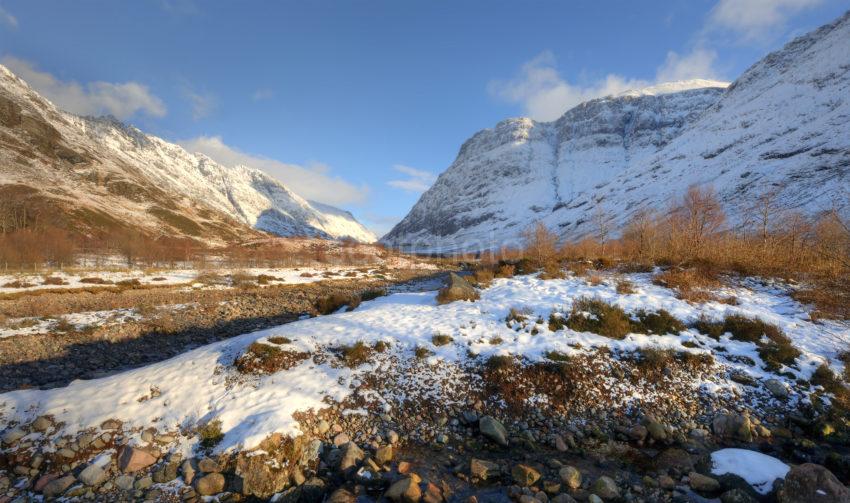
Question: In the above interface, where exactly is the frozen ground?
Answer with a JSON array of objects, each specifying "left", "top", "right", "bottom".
[
  {"left": 1, "top": 271, "right": 847, "bottom": 456},
  {"left": 0, "top": 265, "right": 399, "bottom": 295}
]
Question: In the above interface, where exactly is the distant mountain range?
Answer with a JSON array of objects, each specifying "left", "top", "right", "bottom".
[
  {"left": 0, "top": 67, "right": 376, "bottom": 244},
  {"left": 382, "top": 10, "right": 850, "bottom": 253}
]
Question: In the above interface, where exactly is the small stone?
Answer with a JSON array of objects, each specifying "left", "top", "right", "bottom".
[
  {"left": 195, "top": 472, "right": 225, "bottom": 496},
  {"left": 333, "top": 432, "right": 350, "bottom": 447},
  {"left": 764, "top": 379, "right": 788, "bottom": 399},
  {"left": 386, "top": 477, "right": 422, "bottom": 503},
  {"left": 387, "top": 430, "right": 400, "bottom": 444},
  {"left": 479, "top": 416, "right": 508, "bottom": 446},
  {"left": 588, "top": 495, "right": 603, "bottom": 503},
  {"left": 398, "top": 461, "right": 413, "bottom": 474},
  {"left": 646, "top": 420, "right": 667, "bottom": 441},
  {"left": 317, "top": 420, "right": 331, "bottom": 434},
  {"left": 628, "top": 425, "right": 648, "bottom": 442},
  {"left": 198, "top": 457, "right": 221, "bottom": 473},
  {"left": 327, "top": 488, "right": 356, "bottom": 503},
  {"left": 776, "top": 463, "right": 850, "bottom": 503},
  {"left": 591, "top": 476, "right": 620, "bottom": 500},
  {"left": 542, "top": 481, "right": 561, "bottom": 494},
  {"left": 559, "top": 466, "right": 581, "bottom": 490},
  {"left": 31, "top": 415, "right": 53, "bottom": 432},
  {"left": 57, "top": 447, "right": 76, "bottom": 458},
  {"left": 551, "top": 494, "right": 578, "bottom": 503},
  {"left": 182, "top": 459, "right": 197, "bottom": 485},
  {"left": 34, "top": 473, "right": 59, "bottom": 492},
  {"left": 512, "top": 464, "right": 541, "bottom": 487},
  {"left": 470, "top": 458, "right": 500, "bottom": 480},
  {"left": 375, "top": 445, "right": 393, "bottom": 465},
  {"left": 135, "top": 475, "right": 153, "bottom": 490},
  {"left": 553, "top": 435, "right": 568, "bottom": 452},
  {"left": 689, "top": 472, "right": 720, "bottom": 492},
  {"left": 291, "top": 467, "right": 307, "bottom": 486},
  {"left": 42, "top": 475, "right": 76, "bottom": 497},
  {"left": 1, "top": 428, "right": 26, "bottom": 445},
  {"left": 115, "top": 475, "right": 135, "bottom": 491},
  {"left": 79, "top": 463, "right": 108, "bottom": 486},
  {"left": 339, "top": 442, "right": 365, "bottom": 471},
  {"left": 119, "top": 446, "right": 157, "bottom": 473},
  {"left": 658, "top": 475, "right": 676, "bottom": 490},
  {"left": 100, "top": 419, "right": 121, "bottom": 430}
]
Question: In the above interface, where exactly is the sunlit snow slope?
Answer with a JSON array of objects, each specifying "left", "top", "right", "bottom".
[
  {"left": 383, "top": 11, "right": 850, "bottom": 253},
  {"left": 0, "top": 66, "right": 375, "bottom": 243}
]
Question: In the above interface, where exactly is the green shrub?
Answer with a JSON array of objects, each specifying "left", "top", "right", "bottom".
[{"left": 565, "top": 297, "right": 631, "bottom": 339}]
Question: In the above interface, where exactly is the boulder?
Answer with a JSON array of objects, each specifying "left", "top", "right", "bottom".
[
  {"left": 375, "top": 445, "right": 393, "bottom": 465},
  {"left": 198, "top": 457, "right": 222, "bottom": 473},
  {"left": 327, "top": 488, "right": 356, "bottom": 503},
  {"left": 777, "top": 463, "right": 850, "bottom": 503},
  {"left": 195, "top": 472, "right": 225, "bottom": 496},
  {"left": 436, "top": 273, "right": 479, "bottom": 304},
  {"left": 654, "top": 448, "right": 694, "bottom": 473},
  {"left": 115, "top": 474, "right": 135, "bottom": 491},
  {"left": 339, "top": 442, "right": 365, "bottom": 471},
  {"left": 234, "top": 434, "right": 305, "bottom": 499},
  {"left": 512, "top": 464, "right": 541, "bottom": 486},
  {"left": 31, "top": 416, "right": 53, "bottom": 432},
  {"left": 479, "top": 416, "right": 508, "bottom": 446},
  {"left": 1, "top": 428, "right": 25, "bottom": 446},
  {"left": 645, "top": 420, "right": 667, "bottom": 441},
  {"left": 118, "top": 446, "right": 157, "bottom": 473}
]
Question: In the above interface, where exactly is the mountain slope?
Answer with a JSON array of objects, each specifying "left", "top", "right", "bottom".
[
  {"left": 383, "top": 11, "right": 850, "bottom": 253},
  {"left": 0, "top": 66, "right": 375, "bottom": 244}
]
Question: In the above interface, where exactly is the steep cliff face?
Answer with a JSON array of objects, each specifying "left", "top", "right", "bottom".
[
  {"left": 0, "top": 65, "right": 376, "bottom": 243},
  {"left": 384, "top": 82, "right": 728, "bottom": 251},
  {"left": 384, "top": 11, "right": 850, "bottom": 253}
]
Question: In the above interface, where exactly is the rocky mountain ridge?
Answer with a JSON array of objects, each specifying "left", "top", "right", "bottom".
[
  {"left": 0, "top": 66, "right": 376, "bottom": 244},
  {"left": 383, "top": 11, "right": 850, "bottom": 253}
]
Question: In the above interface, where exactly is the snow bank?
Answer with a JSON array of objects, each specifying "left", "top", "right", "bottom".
[{"left": 711, "top": 448, "right": 790, "bottom": 494}]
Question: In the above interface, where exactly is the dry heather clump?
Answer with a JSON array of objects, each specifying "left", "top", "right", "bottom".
[
  {"left": 42, "top": 276, "right": 68, "bottom": 286},
  {"left": 694, "top": 314, "right": 800, "bottom": 371},
  {"left": 235, "top": 342, "right": 309, "bottom": 375},
  {"left": 359, "top": 288, "right": 386, "bottom": 302},
  {"left": 564, "top": 297, "right": 631, "bottom": 339},
  {"left": 256, "top": 274, "right": 278, "bottom": 285},
  {"left": 793, "top": 278, "right": 850, "bottom": 321},
  {"left": 198, "top": 419, "right": 224, "bottom": 449},
  {"left": 79, "top": 276, "right": 112, "bottom": 285},
  {"left": 616, "top": 279, "right": 636, "bottom": 294},
  {"left": 587, "top": 275, "right": 603, "bottom": 286},
  {"left": 539, "top": 261, "right": 566, "bottom": 280},
  {"left": 315, "top": 293, "right": 360, "bottom": 314},
  {"left": 431, "top": 333, "right": 453, "bottom": 346},
  {"left": 2, "top": 280, "right": 35, "bottom": 288},
  {"left": 267, "top": 336, "right": 292, "bottom": 345},
  {"left": 631, "top": 309, "right": 685, "bottom": 335},
  {"left": 336, "top": 341, "right": 373, "bottom": 368},
  {"left": 653, "top": 268, "right": 721, "bottom": 302},
  {"left": 505, "top": 307, "right": 531, "bottom": 326},
  {"left": 495, "top": 264, "right": 515, "bottom": 278},
  {"left": 486, "top": 354, "right": 516, "bottom": 371},
  {"left": 473, "top": 268, "right": 495, "bottom": 286},
  {"left": 415, "top": 346, "right": 434, "bottom": 359}
]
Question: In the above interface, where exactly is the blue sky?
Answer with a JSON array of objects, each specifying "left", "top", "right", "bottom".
[{"left": 1, "top": 0, "right": 847, "bottom": 236}]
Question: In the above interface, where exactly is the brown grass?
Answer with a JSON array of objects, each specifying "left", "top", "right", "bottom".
[
  {"left": 431, "top": 334, "right": 453, "bottom": 346},
  {"left": 336, "top": 341, "right": 373, "bottom": 368},
  {"left": 564, "top": 297, "right": 632, "bottom": 339},
  {"left": 235, "top": 342, "right": 310, "bottom": 374}
]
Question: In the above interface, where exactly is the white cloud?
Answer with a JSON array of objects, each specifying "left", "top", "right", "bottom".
[
  {"left": 252, "top": 88, "right": 274, "bottom": 101},
  {"left": 488, "top": 51, "right": 650, "bottom": 121},
  {"left": 1, "top": 56, "right": 166, "bottom": 119},
  {"left": 0, "top": 6, "right": 17, "bottom": 28},
  {"left": 656, "top": 48, "right": 720, "bottom": 82},
  {"left": 708, "top": 0, "right": 823, "bottom": 42},
  {"left": 179, "top": 135, "right": 369, "bottom": 207},
  {"left": 387, "top": 164, "right": 437, "bottom": 193},
  {"left": 489, "top": 49, "right": 725, "bottom": 122}
]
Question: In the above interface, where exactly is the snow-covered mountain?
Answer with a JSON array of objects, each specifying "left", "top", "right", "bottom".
[
  {"left": 0, "top": 66, "right": 375, "bottom": 243},
  {"left": 383, "top": 11, "right": 850, "bottom": 253}
]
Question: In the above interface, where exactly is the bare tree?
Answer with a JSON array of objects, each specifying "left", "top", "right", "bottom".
[
  {"left": 521, "top": 221, "right": 558, "bottom": 267},
  {"left": 591, "top": 206, "right": 613, "bottom": 257}
]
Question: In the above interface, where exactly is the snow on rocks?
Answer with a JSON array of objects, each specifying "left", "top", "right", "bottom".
[
  {"left": 1, "top": 271, "right": 847, "bottom": 453},
  {"left": 710, "top": 448, "right": 790, "bottom": 495}
]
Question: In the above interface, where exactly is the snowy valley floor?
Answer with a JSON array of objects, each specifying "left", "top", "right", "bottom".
[{"left": 1, "top": 269, "right": 849, "bottom": 502}]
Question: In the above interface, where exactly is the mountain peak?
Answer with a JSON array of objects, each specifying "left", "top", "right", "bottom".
[{"left": 617, "top": 79, "right": 731, "bottom": 98}]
